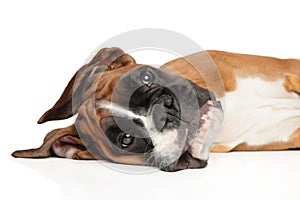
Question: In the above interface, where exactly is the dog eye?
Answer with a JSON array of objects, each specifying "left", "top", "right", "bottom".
[
  {"left": 141, "top": 71, "right": 153, "bottom": 85},
  {"left": 121, "top": 133, "right": 133, "bottom": 148}
]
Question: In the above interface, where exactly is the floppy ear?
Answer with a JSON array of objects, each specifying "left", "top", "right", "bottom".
[
  {"left": 12, "top": 125, "right": 96, "bottom": 159},
  {"left": 37, "top": 47, "right": 136, "bottom": 124}
]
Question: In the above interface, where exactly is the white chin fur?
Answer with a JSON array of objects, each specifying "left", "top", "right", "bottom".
[{"left": 151, "top": 129, "right": 184, "bottom": 164}]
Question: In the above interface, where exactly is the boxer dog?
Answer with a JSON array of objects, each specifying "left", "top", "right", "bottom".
[{"left": 12, "top": 47, "right": 300, "bottom": 172}]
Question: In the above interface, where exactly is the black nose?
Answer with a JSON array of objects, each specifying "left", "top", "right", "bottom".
[
  {"left": 151, "top": 104, "right": 167, "bottom": 131},
  {"left": 149, "top": 92, "right": 180, "bottom": 131}
]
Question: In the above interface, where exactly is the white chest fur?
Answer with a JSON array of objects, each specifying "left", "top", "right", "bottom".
[{"left": 216, "top": 77, "right": 300, "bottom": 148}]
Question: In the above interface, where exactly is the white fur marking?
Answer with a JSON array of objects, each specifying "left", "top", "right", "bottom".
[
  {"left": 151, "top": 129, "right": 181, "bottom": 160},
  {"left": 217, "top": 77, "right": 300, "bottom": 148},
  {"left": 98, "top": 101, "right": 183, "bottom": 163},
  {"left": 100, "top": 102, "right": 146, "bottom": 121}
]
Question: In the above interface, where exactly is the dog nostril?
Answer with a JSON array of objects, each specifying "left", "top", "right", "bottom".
[{"left": 133, "top": 119, "right": 144, "bottom": 127}]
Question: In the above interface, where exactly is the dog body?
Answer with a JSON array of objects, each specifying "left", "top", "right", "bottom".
[
  {"left": 12, "top": 48, "right": 300, "bottom": 171},
  {"left": 164, "top": 50, "right": 300, "bottom": 153}
]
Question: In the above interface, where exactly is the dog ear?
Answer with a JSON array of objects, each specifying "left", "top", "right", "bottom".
[
  {"left": 37, "top": 47, "right": 136, "bottom": 124},
  {"left": 11, "top": 125, "right": 96, "bottom": 160}
]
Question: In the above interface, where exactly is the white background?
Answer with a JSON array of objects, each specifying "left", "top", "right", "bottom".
[{"left": 1, "top": 0, "right": 300, "bottom": 200}]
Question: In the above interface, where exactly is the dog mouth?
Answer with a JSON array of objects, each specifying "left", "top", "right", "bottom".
[
  {"left": 160, "top": 100, "right": 223, "bottom": 172},
  {"left": 142, "top": 87, "right": 222, "bottom": 171},
  {"left": 186, "top": 100, "right": 223, "bottom": 160}
]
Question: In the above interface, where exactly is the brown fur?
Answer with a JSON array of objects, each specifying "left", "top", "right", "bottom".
[
  {"left": 165, "top": 50, "right": 300, "bottom": 152},
  {"left": 13, "top": 47, "right": 145, "bottom": 165},
  {"left": 163, "top": 50, "right": 300, "bottom": 96},
  {"left": 12, "top": 48, "right": 300, "bottom": 162}
]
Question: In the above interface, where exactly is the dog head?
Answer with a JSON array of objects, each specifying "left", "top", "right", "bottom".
[{"left": 34, "top": 48, "right": 223, "bottom": 171}]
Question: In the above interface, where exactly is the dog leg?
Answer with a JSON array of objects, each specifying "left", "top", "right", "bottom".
[
  {"left": 284, "top": 74, "right": 300, "bottom": 95},
  {"left": 288, "top": 128, "right": 300, "bottom": 149}
]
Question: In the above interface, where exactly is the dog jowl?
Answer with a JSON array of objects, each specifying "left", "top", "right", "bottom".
[{"left": 12, "top": 47, "right": 223, "bottom": 172}]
